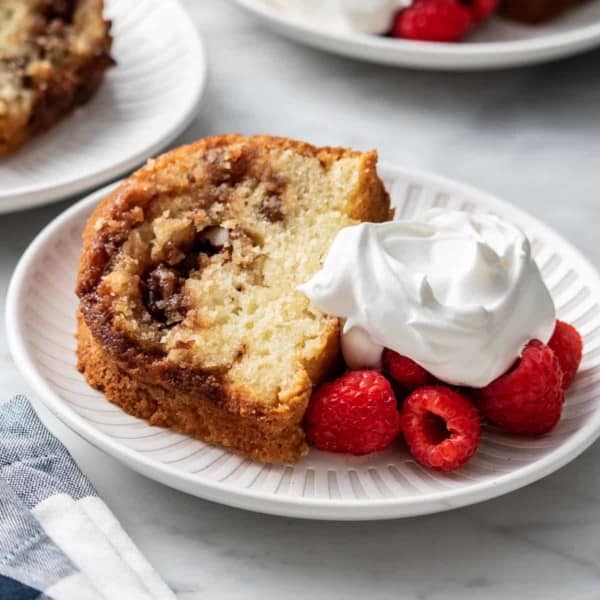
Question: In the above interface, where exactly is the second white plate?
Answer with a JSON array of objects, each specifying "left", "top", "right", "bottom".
[
  {"left": 231, "top": 0, "right": 600, "bottom": 70},
  {"left": 7, "top": 164, "right": 600, "bottom": 520},
  {"left": 0, "top": 0, "right": 206, "bottom": 214}
]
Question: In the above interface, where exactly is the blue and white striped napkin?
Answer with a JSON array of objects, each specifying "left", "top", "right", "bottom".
[{"left": 0, "top": 395, "right": 176, "bottom": 600}]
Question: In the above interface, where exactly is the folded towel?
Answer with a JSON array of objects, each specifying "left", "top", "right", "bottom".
[{"left": 0, "top": 395, "right": 176, "bottom": 600}]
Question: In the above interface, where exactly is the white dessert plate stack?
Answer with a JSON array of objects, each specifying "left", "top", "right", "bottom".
[{"left": 7, "top": 165, "right": 600, "bottom": 520}]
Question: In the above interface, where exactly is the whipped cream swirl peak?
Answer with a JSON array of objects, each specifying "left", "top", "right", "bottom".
[{"left": 298, "top": 209, "right": 556, "bottom": 388}]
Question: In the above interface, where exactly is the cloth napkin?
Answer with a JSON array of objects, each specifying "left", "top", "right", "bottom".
[{"left": 0, "top": 395, "right": 176, "bottom": 600}]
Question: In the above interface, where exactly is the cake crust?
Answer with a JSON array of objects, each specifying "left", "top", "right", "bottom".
[{"left": 76, "top": 134, "right": 391, "bottom": 462}]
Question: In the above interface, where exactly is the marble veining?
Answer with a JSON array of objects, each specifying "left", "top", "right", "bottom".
[{"left": 1, "top": 1, "right": 600, "bottom": 598}]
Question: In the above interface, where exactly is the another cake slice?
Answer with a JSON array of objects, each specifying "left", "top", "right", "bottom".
[
  {"left": 76, "top": 134, "right": 391, "bottom": 462},
  {"left": 500, "top": 0, "right": 586, "bottom": 23},
  {"left": 0, "top": 0, "right": 114, "bottom": 156}
]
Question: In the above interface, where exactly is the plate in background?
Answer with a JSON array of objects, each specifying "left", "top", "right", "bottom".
[
  {"left": 0, "top": 0, "right": 206, "bottom": 214},
  {"left": 7, "top": 166, "right": 600, "bottom": 520},
  {"left": 231, "top": 0, "right": 600, "bottom": 70}
]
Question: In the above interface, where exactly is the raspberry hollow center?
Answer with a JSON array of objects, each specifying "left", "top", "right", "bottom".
[{"left": 423, "top": 412, "right": 451, "bottom": 445}]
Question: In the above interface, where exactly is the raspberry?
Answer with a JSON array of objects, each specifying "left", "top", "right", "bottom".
[
  {"left": 305, "top": 370, "right": 401, "bottom": 455},
  {"left": 466, "top": 0, "right": 499, "bottom": 21},
  {"left": 392, "top": 0, "right": 473, "bottom": 42},
  {"left": 400, "top": 386, "right": 481, "bottom": 471},
  {"left": 548, "top": 320, "right": 583, "bottom": 390},
  {"left": 475, "top": 340, "right": 564, "bottom": 435},
  {"left": 382, "top": 349, "right": 435, "bottom": 392}
]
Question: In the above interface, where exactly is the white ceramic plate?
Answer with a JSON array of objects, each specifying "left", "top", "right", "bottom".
[
  {"left": 7, "top": 165, "right": 600, "bottom": 520},
  {"left": 231, "top": 0, "right": 600, "bottom": 70},
  {"left": 0, "top": 0, "right": 206, "bottom": 214}
]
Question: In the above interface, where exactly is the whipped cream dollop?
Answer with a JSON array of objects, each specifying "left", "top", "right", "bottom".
[
  {"left": 339, "top": 0, "right": 410, "bottom": 34},
  {"left": 268, "top": 0, "right": 410, "bottom": 34},
  {"left": 299, "top": 209, "right": 556, "bottom": 388}
]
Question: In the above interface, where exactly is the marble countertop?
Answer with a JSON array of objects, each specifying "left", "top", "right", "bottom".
[{"left": 2, "top": 2, "right": 600, "bottom": 598}]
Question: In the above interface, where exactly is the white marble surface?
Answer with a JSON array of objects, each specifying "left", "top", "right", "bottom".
[{"left": 2, "top": 2, "right": 600, "bottom": 598}]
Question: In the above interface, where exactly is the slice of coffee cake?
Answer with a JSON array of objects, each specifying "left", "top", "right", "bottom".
[
  {"left": 76, "top": 135, "right": 391, "bottom": 462},
  {"left": 0, "top": 0, "right": 113, "bottom": 156}
]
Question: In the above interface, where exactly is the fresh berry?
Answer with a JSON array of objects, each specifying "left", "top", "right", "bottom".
[
  {"left": 383, "top": 349, "right": 435, "bottom": 392},
  {"left": 392, "top": 0, "right": 473, "bottom": 43},
  {"left": 466, "top": 0, "right": 499, "bottom": 21},
  {"left": 548, "top": 320, "right": 583, "bottom": 390},
  {"left": 475, "top": 340, "right": 564, "bottom": 435},
  {"left": 306, "top": 370, "right": 401, "bottom": 455},
  {"left": 400, "top": 386, "right": 481, "bottom": 471}
]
